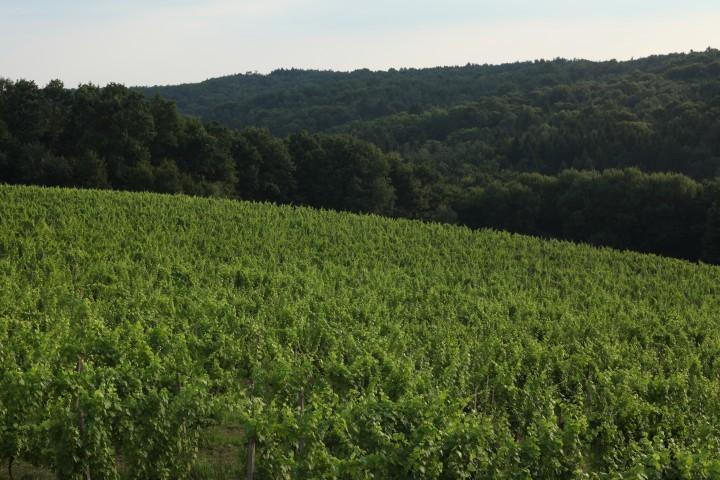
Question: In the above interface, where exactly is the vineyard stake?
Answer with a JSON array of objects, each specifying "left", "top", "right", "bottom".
[
  {"left": 76, "top": 356, "right": 92, "bottom": 480},
  {"left": 246, "top": 436, "right": 256, "bottom": 480},
  {"left": 299, "top": 386, "right": 305, "bottom": 453}
]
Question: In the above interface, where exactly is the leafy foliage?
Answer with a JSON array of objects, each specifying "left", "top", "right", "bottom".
[{"left": 1, "top": 185, "right": 720, "bottom": 478}]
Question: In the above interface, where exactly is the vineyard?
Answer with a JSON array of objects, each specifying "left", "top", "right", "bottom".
[{"left": 1, "top": 184, "right": 720, "bottom": 479}]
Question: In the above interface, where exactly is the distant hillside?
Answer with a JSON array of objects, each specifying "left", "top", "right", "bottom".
[
  {"left": 2, "top": 184, "right": 720, "bottom": 478},
  {"left": 137, "top": 50, "right": 720, "bottom": 178}
]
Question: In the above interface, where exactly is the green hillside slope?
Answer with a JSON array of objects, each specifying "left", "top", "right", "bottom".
[
  {"left": 137, "top": 50, "right": 720, "bottom": 180},
  {"left": 1, "top": 185, "right": 720, "bottom": 478}
]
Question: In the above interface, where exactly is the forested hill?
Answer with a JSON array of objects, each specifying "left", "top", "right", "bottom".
[
  {"left": 138, "top": 50, "right": 720, "bottom": 136},
  {"left": 138, "top": 49, "right": 720, "bottom": 177},
  {"left": 2, "top": 50, "right": 720, "bottom": 264}
]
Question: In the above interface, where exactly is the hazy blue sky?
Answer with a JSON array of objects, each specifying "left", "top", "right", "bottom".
[{"left": 2, "top": 0, "right": 719, "bottom": 86}]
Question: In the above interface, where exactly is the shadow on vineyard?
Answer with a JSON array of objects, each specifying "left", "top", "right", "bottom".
[
  {"left": 0, "top": 425, "right": 244, "bottom": 480},
  {"left": 1, "top": 185, "right": 720, "bottom": 478}
]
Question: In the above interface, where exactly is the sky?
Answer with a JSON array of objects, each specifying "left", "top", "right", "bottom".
[{"left": 1, "top": 0, "right": 720, "bottom": 87}]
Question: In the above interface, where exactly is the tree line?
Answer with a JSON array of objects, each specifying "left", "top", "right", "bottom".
[{"left": 1, "top": 79, "right": 718, "bottom": 263}]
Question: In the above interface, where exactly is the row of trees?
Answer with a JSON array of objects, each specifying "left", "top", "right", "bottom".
[
  {"left": 0, "top": 80, "right": 394, "bottom": 214},
  {"left": 1, "top": 79, "right": 718, "bottom": 263},
  {"left": 455, "top": 169, "right": 720, "bottom": 263}
]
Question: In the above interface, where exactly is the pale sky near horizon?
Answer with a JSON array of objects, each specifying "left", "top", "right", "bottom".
[{"left": 2, "top": 0, "right": 720, "bottom": 87}]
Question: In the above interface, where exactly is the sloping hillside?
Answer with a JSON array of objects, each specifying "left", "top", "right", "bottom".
[
  {"left": 1, "top": 185, "right": 720, "bottom": 478},
  {"left": 138, "top": 50, "right": 720, "bottom": 138},
  {"left": 137, "top": 50, "right": 720, "bottom": 180}
]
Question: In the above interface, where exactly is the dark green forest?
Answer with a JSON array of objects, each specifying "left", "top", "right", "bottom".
[
  {"left": 2, "top": 49, "right": 720, "bottom": 262},
  {"left": 140, "top": 49, "right": 720, "bottom": 178}
]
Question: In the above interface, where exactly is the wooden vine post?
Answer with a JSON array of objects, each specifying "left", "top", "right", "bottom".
[
  {"left": 246, "top": 379, "right": 256, "bottom": 480},
  {"left": 76, "top": 355, "right": 92, "bottom": 480},
  {"left": 298, "top": 387, "right": 305, "bottom": 457},
  {"left": 246, "top": 435, "right": 256, "bottom": 480}
]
